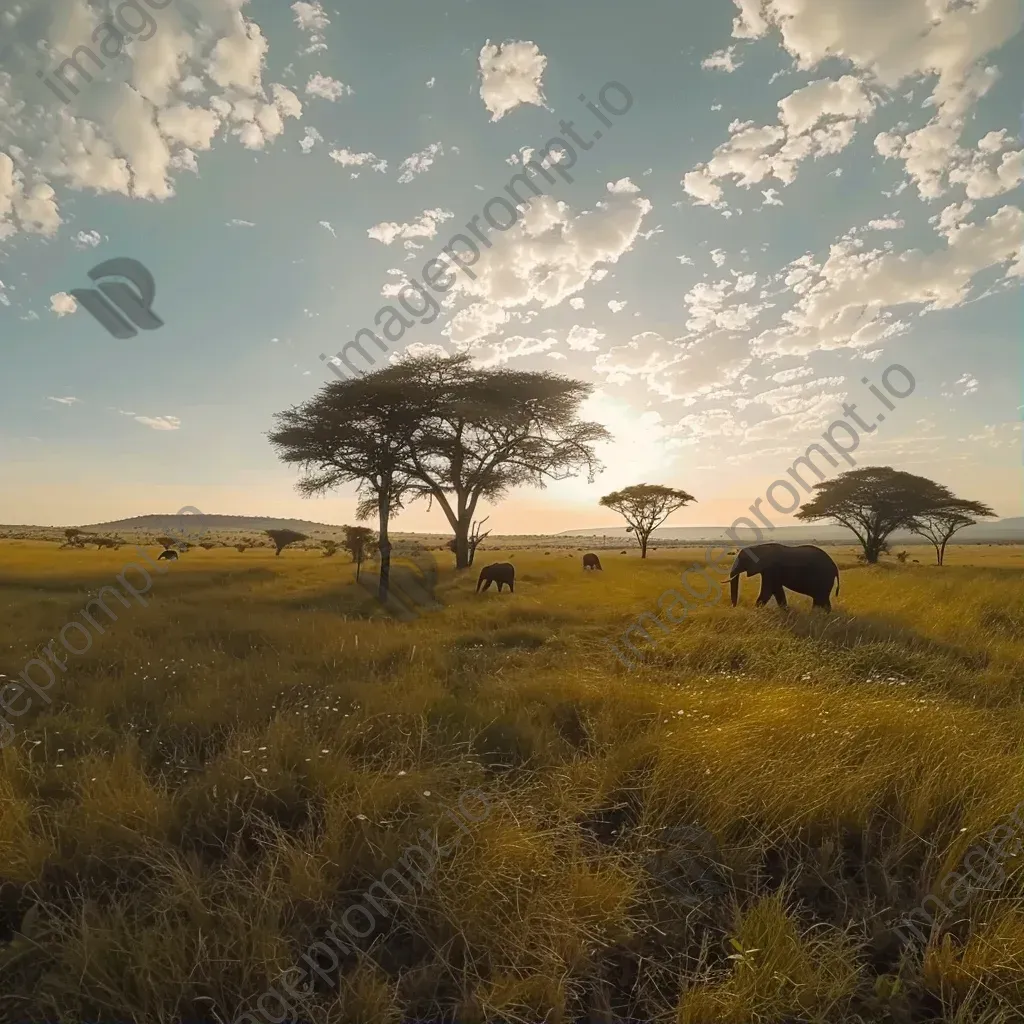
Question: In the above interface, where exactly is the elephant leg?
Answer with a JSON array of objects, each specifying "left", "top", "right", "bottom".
[
  {"left": 814, "top": 596, "right": 831, "bottom": 612},
  {"left": 755, "top": 576, "right": 773, "bottom": 606},
  {"left": 482, "top": 579, "right": 492, "bottom": 592},
  {"left": 497, "top": 581, "right": 504, "bottom": 592},
  {"left": 509, "top": 580, "right": 514, "bottom": 593},
  {"left": 773, "top": 585, "right": 787, "bottom": 608}
]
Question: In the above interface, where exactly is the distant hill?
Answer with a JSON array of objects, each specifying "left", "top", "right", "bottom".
[
  {"left": 80, "top": 513, "right": 342, "bottom": 535},
  {"left": 559, "top": 517, "right": 1024, "bottom": 544}
]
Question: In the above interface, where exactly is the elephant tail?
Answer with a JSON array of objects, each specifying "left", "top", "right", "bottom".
[{"left": 834, "top": 573, "right": 840, "bottom": 597}]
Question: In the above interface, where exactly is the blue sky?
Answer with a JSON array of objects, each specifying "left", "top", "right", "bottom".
[{"left": 1, "top": 0, "right": 1021, "bottom": 531}]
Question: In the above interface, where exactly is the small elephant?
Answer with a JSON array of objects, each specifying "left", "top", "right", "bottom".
[
  {"left": 157, "top": 550, "right": 179, "bottom": 561},
  {"left": 583, "top": 553, "right": 603, "bottom": 570},
  {"left": 726, "top": 543, "right": 838, "bottom": 611},
  {"left": 476, "top": 562, "right": 515, "bottom": 593}
]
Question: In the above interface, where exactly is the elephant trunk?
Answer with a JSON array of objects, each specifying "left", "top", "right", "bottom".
[
  {"left": 730, "top": 573, "right": 739, "bottom": 607},
  {"left": 475, "top": 572, "right": 484, "bottom": 593}
]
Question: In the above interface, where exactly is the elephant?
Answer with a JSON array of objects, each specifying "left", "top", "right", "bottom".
[
  {"left": 583, "top": 553, "right": 603, "bottom": 570},
  {"left": 476, "top": 562, "right": 515, "bottom": 593},
  {"left": 157, "top": 550, "right": 179, "bottom": 561},
  {"left": 726, "top": 543, "right": 839, "bottom": 611}
]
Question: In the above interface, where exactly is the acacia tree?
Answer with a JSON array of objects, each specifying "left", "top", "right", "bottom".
[
  {"left": 796, "top": 466, "right": 953, "bottom": 564},
  {"left": 266, "top": 529, "right": 308, "bottom": 556},
  {"left": 268, "top": 376, "right": 421, "bottom": 601},
  {"left": 909, "top": 497, "right": 996, "bottom": 565},
  {"left": 342, "top": 526, "right": 376, "bottom": 580},
  {"left": 384, "top": 354, "right": 610, "bottom": 569},
  {"left": 599, "top": 484, "right": 697, "bottom": 558}
]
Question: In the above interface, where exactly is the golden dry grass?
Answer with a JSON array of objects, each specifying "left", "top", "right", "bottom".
[{"left": 1, "top": 540, "right": 1023, "bottom": 1023}]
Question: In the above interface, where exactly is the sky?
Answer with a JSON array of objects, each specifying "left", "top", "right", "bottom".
[{"left": 0, "top": 0, "right": 1021, "bottom": 533}]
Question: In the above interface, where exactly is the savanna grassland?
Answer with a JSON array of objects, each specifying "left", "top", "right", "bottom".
[{"left": 1, "top": 540, "right": 1024, "bottom": 1024}]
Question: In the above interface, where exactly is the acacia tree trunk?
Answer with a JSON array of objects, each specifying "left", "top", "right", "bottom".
[
  {"left": 453, "top": 527, "right": 471, "bottom": 569},
  {"left": 452, "top": 500, "right": 478, "bottom": 570},
  {"left": 377, "top": 485, "right": 392, "bottom": 601},
  {"left": 639, "top": 530, "right": 649, "bottom": 559},
  {"left": 863, "top": 533, "right": 884, "bottom": 563}
]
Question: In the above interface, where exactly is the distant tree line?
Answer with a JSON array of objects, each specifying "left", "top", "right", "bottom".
[{"left": 599, "top": 468, "right": 992, "bottom": 566}]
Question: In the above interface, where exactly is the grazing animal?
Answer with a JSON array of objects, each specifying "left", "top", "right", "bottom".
[
  {"left": 583, "top": 553, "right": 603, "bottom": 570},
  {"left": 620, "top": 550, "right": 627, "bottom": 555},
  {"left": 476, "top": 562, "right": 515, "bottom": 593},
  {"left": 157, "top": 549, "right": 179, "bottom": 561},
  {"left": 726, "top": 543, "right": 839, "bottom": 612}
]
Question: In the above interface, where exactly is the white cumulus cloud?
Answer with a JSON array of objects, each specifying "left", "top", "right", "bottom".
[
  {"left": 50, "top": 292, "right": 77, "bottom": 317},
  {"left": 478, "top": 40, "right": 548, "bottom": 121},
  {"left": 368, "top": 208, "right": 455, "bottom": 245}
]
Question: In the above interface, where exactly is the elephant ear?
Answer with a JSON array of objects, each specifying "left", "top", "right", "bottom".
[{"left": 744, "top": 544, "right": 776, "bottom": 574}]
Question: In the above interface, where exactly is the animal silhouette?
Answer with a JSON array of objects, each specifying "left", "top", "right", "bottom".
[
  {"left": 157, "top": 550, "right": 179, "bottom": 561},
  {"left": 583, "top": 553, "right": 603, "bottom": 570},
  {"left": 727, "top": 543, "right": 839, "bottom": 612},
  {"left": 476, "top": 562, "right": 515, "bottom": 593}
]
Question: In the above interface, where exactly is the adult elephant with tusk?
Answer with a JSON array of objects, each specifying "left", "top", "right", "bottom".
[{"left": 726, "top": 543, "right": 839, "bottom": 612}]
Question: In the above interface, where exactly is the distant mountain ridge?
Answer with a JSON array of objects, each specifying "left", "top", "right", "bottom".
[{"left": 559, "top": 517, "right": 1024, "bottom": 544}]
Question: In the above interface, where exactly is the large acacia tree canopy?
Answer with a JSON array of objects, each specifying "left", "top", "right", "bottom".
[
  {"left": 794, "top": 466, "right": 993, "bottom": 561},
  {"left": 268, "top": 355, "right": 611, "bottom": 570},
  {"left": 267, "top": 374, "right": 423, "bottom": 519},
  {"left": 378, "top": 354, "right": 612, "bottom": 508},
  {"left": 796, "top": 467, "right": 952, "bottom": 534}
]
